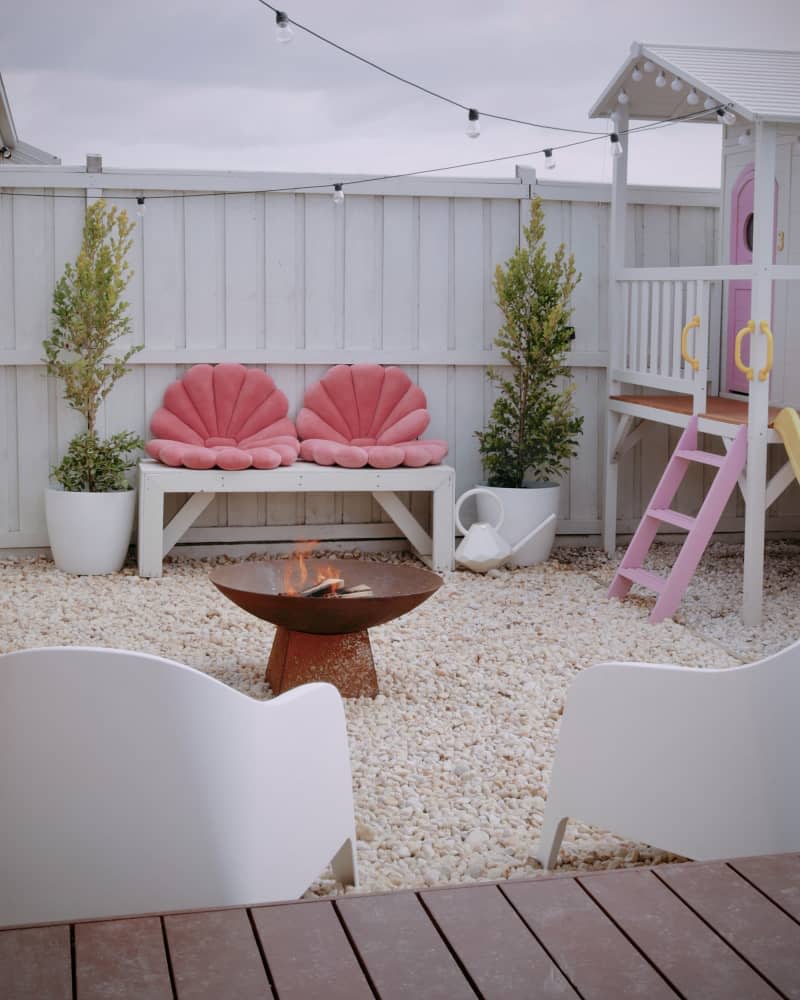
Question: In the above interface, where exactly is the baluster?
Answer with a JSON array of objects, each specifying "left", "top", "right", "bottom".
[
  {"left": 659, "top": 281, "right": 672, "bottom": 378},
  {"left": 649, "top": 281, "right": 660, "bottom": 374},
  {"left": 672, "top": 281, "right": 684, "bottom": 379}
]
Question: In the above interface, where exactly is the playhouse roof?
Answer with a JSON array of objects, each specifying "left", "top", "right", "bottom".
[
  {"left": 590, "top": 43, "right": 800, "bottom": 125},
  {"left": 0, "top": 72, "right": 60, "bottom": 165}
]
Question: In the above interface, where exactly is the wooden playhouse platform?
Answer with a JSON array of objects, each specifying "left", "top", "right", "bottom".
[{"left": 611, "top": 393, "right": 782, "bottom": 427}]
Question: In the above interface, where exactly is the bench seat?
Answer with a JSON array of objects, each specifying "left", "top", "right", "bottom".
[{"left": 137, "top": 459, "right": 455, "bottom": 577}]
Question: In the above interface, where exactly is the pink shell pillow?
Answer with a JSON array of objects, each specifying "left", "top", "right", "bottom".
[
  {"left": 146, "top": 364, "right": 299, "bottom": 470},
  {"left": 296, "top": 364, "right": 449, "bottom": 469}
]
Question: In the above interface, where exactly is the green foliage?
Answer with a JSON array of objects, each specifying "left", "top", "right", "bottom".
[
  {"left": 51, "top": 431, "right": 143, "bottom": 492},
  {"left": 43, "top": 200, "right": 143, "bottom": 492},
  {"left": 476, "top": 197, "right": 584, "bottom": 488}
]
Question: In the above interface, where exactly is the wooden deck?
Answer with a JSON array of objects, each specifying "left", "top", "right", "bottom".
[{"left": 2, "top": 854, "right": 800, "bottom": 998}]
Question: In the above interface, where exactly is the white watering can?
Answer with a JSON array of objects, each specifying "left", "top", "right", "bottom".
[{"left": 454, "top": 487, "right": 558, "bottom": 573}]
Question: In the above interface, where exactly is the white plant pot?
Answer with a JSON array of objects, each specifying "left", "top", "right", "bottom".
[
  {"left": 45, "top": 488, "right": 137, "bottom": 575},
  {"left": 476, "top": 482, "right": 560, "bottom": 567}
]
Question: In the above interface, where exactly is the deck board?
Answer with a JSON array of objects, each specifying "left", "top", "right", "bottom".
[
  {"left": 0, "top": 924, "right": 71, "bottom": 1000},
  {"left": 163, "top": 909, "right": 272, "bottom": 999},
  {"left": 655, "top": 860, "right": 800, "bottom": 999},
  {"left": 579, "top": 867, "right": 780, "bottom": 999},
  {"left": 2, "top": 855, "right": 800, "bottom": 999},
  {"left": 252, "top": 898, "right": 373, "bottom": 1000},
  {"left": 336, "top": 890, "right": 476, "bottom": 1000},
  {"left": 421, "top": 883, "right": 577, "bottom": 998},
  {"left": 502, "top": 875, "right": 678, "bottom": 999},
  {"left": 74, "top": 917, "right": 172, "bottom": 1000}
]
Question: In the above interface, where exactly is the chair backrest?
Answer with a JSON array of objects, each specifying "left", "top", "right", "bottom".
[
  {"left": 0, "top": 647, "right": 355, "bottom": 927},
  {"left": 554, "top": 638, "right": 800, "bottom": 860}
]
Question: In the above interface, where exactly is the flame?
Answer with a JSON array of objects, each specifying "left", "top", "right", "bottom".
[{"left": 281, "top": 545, "right": 344, "bottom": 596}]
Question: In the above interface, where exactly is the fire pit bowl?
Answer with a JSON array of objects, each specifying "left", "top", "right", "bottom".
[{"left": 209, "top": 559, "right": 443, "bottom": 698}]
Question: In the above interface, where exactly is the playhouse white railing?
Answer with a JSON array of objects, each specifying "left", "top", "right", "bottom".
[{"left": 612, "top": 274, "right": 714, "bottom": 411}]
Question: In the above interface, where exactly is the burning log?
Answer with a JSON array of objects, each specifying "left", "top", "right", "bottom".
[{"left": 281, "top": 580, "right": 374, "bottom": 599}]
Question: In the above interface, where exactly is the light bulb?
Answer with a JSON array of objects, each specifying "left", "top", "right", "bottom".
[
  {"left": 704, "top": 96, "right": 717, "bottom": 110},
  {"left": 643, "top": 60, "right": 655, "bottom": 72},
  {"left": 333, "top": 184, "right": 344, "bottom": 205},
  {"left": 466, "top": 108, "right": 480, "bottom": 139},
  {"left": 631, "top": 65, "right": 643, "bottom": 82},
  {"left": 544, "top": 148, "right": 556, "bottom": 170},
  {"left": 617, "top": 89, "right": 629, "bottom": 105},
  {"left": 738, "top": 129, "right": 752, "bottom": 147},
  {"left": 275, "top": 11, "right": 293, "bottom": 43},
  {"left": 717, "top": 108, "right": 737, "bottom": 126},
  {"left": 655, "top": 71, "right": 667, "bottom": 88},
  {"left": 136, "top": 197, "right": 146, "bottom": 218},
  {"left": 670, "top": 77, "right": 683, "bottom": 92},
  {"left": 686, "top": 89, "right": 699, "bottom": 106},
  {"left": 610, "top": 133, "right": 624, "bottom": 158}
]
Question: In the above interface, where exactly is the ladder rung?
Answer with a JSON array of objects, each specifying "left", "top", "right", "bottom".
[
  {"left": 617, "top": 567, "right": 667, "bottom": 593},
  {"left": 675, "top": 448, "right": 725, "bottom": 468},
  {"left": 647, "top": 508, "right": 696, "bottom": 531}
]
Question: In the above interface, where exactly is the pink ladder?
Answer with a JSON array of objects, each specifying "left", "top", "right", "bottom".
[{"left": 608, "top": 416, "right": 748, "bottom": 623}]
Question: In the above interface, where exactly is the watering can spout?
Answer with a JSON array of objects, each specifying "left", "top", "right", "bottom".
[{"left": 509, "top": 513, "right": 557, "bottom": 556}]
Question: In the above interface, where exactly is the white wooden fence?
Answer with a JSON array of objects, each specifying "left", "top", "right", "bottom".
[{"left": 1, "top": 165, "right": 793, "bottom": 551}]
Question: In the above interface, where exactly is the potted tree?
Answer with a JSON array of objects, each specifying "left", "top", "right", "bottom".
[
  {"left": 43, "top": 199, "right": 143, "bottom": 574},
  {"left": 475, "top": 196, "right": 583, "bottom": 566}
]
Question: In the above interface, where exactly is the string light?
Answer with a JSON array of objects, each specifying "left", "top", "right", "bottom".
[
  {"left": 332, "top": 183, "right": 344, "bottom": 204},
  {"left": 703, "top": 96, "right": 717, "bottom": 110},
  {"left": 275, "top": 10, "right": 293, "bottom": 43},
  {"left": 717, "top": 108, "right": 737, "bottom": 126},
  {"left": 670, "top": 77, "right": 683, "bottom": 92},
  {"left": 686, "top": 89, "right": 699, "bottom": 106},
  {"left": 0, "top": 106, "right": 726, "bottom": 207},
  {"left": 643, "top": 60, "right": 655, "bottom": 72},
  {"left": 631, "top": 65, "right": 643, "bottom": 82},
  {"left": 544, "top": 148, "right": 555, "bottom": 170},
  {"left": 655, "top": 71, "right": 667, "bottom": 88},
  {"left": 254, "top": 1, "right": 604, "bottom": 136},
  {"left": 738, "top": 129, "right": 752, "bottom": 147},
  {"left": 466, "top": 109, "right": 480, "bottom": 139},
  {"left": 136, "top": 196, "right": 146, "bottom": 217},
  {"left": 617, "top": 89, "right": 629, "bottom": 105}
]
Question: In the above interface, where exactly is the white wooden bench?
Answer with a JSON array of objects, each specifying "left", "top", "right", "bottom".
[{"left": 137, "top": 459, "right": 455, "bottom": 577}]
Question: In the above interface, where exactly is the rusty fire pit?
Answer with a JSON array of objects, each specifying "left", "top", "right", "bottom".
[{"left": 209, "top": 559, "right": 443, "bottom": 698}]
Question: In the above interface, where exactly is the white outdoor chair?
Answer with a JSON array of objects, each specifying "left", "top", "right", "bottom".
[
  {"left": 537, "top": 638, "right": 800, "bottom": 870},
  {"left": 0, "top": 647, "right": 358, "bottom": 928}
]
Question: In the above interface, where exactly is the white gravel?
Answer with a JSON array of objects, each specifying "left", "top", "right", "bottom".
[{"left": 1, "top": 540, "right": 797, "bottom": 897}]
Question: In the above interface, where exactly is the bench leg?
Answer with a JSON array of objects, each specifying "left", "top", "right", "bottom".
[
  {"left": 430, "top": 477, "right": 455, "bottom": 572},
  {"left": 138, "top": 476, "right": 165, "bottom": 578}
]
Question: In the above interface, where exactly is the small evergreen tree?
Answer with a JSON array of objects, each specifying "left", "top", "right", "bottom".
[
  {"left": 43, "top": 200, "right": 143, "bottom": 491},
  {"left": 476, "top": 197, "right": 583, "bottom": 488}
]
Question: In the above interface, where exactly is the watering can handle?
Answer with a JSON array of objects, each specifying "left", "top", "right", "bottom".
[{"left": 454, "top": 488, "right": 504, "bottom": 536}]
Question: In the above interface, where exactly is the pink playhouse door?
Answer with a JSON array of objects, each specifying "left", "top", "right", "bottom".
[{"left": 725, "top": 164, "right": 777, "bottom": 394}]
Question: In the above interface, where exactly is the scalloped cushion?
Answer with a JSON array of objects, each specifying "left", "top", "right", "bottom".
[
  {"left": 296, "top": 364, "right": 449, "bottom": 469},
  {"left": 146, "top": 364, "right": 299, "bottom": 469}
]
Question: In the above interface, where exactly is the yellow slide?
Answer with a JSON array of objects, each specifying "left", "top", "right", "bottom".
[{"left": 774, "top": 408, "right": 800, "bottom": 484}]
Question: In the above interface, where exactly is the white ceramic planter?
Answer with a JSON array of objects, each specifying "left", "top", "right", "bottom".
[
  {"left": 45, "top": 488, "right": 137, "bottom": 575},
  {"left": 476, "top": 482, "right": 560, "bottom": 566}
]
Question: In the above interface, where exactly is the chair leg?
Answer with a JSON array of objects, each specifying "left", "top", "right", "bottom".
[
  {"left": 331, "top": 837, "right": 358, "bottom": 888},
  {"left": 537, "top": 812, "right": 569, "bottom": 871}
]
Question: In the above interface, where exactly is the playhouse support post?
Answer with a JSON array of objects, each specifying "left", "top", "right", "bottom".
[
  {"left": 742, "top": 121, "right": 777, "bottom": 627},
  {"left": 603, "top": 105, "right": 629, "bottom": 557}
]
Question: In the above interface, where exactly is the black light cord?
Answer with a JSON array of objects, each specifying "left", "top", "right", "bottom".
[
  {"left": 0, "top": 104, "right": 729, "bottom": 203},
  {"left": 255, "top": 1, "right": 607, "bottom": 135}
]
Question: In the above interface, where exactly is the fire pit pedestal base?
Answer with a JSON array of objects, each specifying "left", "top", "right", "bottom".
[{"left": 266, "top": 627, "right": 378, "bottom": 699}]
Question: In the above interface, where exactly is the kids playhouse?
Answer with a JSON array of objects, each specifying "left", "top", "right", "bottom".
[{"left": 594, "top": 43, "right": 800, "bottom": 625}]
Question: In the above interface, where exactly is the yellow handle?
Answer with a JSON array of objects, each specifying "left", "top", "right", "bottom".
[
  {"left": 758, "top": 321, "right": 774, "bottom": 382},
  {"left": 734, "top": 320, "right": 755, "bottom": 381},
  {"left": 680, "top": 315, "right": 701, "bottom": 372}
]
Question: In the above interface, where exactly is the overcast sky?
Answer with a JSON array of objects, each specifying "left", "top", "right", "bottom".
[{"left": 2, "top": 0, "right": 798, "bottom": 188}]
